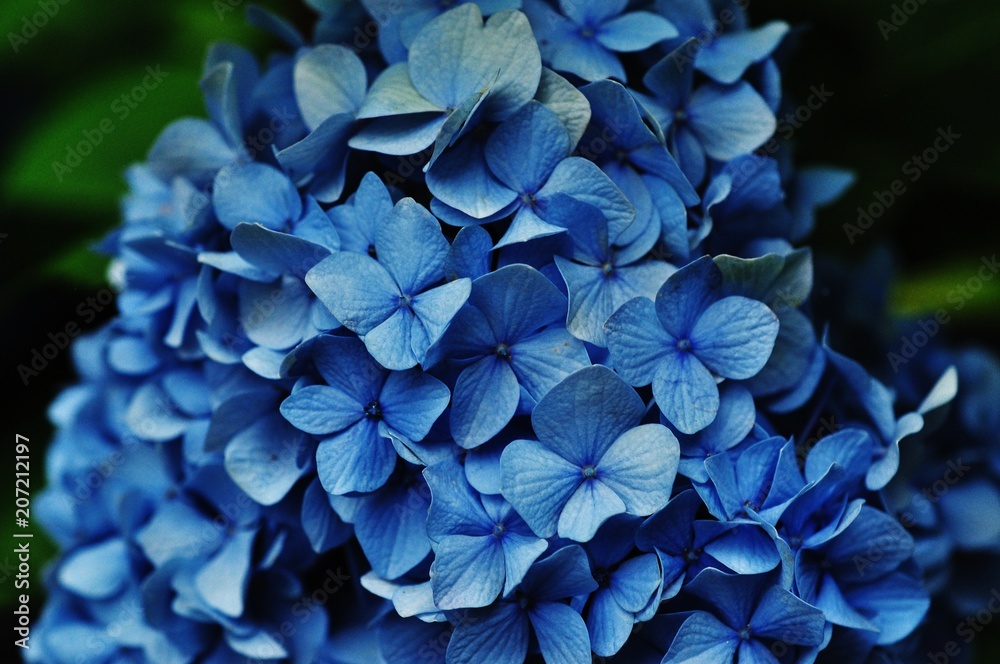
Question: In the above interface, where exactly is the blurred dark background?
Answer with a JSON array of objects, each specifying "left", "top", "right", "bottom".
[{"left": 1, "top": 0, "right": 997, "bottom": 661}]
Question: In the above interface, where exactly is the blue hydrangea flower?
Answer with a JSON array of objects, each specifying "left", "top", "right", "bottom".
[
  {"left": 306, "top": 197, "right": 472, "bottom": 370},
  {"left": 280, "top": 335, "right": 450, "bottom": 494},
  {"left": 428, "top": 263, "right": 591, "bottom": 448},
  {"left": 500, "top": 365, "right": 679, "bottom": 541},
  {"left": 578, "top": 515, "right": 662, "bottom": 657},
  {"left": 524, "top": 0, "right": 678, "bottom": 82},
  {"left": 445, "top": 544, "right": 598, "bottom": 664},
  {"left": 424, "top": 459, "right": 548, "bottom": 609},
  {"left": 605, "top": 255, "right": 780, "bottom": 434},
  {"left": 661, "top": 569, "right": 826, "bottom": 663},
  {"left": 640, "top": 41, "right": 777, "bottom": 185},
  {"left": 350, "top": 4, "right": 541, "bottom": 165},
  {"left": 655, "top": 0, "right": 789, "bottom": 84},
  {"left": 550, "top": 197, "right": 675, "bottom": 346}
]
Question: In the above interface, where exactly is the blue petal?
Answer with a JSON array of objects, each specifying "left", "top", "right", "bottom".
[
  {"left": 500, "top": 439, "right": 582, "bottom": 538},
  {"left": 425, "top": 459, "right": 492, "bottom": 538},
  {"left": 597, "top": 12, "right": 678, "bottom": 52},
  {"left": 688, "top": 83, "right": 776, "bottom": 161},
  {"left": 350, "top": 112, "right": 447, "bottom": 155},
  {"left": 355, "top": 479, "right": 432, "bottom": 579},
  {"left": 534, "top": 67, "right": 592, "bottom": 149},
  {"left": 532, "top": 365, "right": 644, "bottom": 466},
  {"left": 195, "top": 529, "right": 255, "bottom": 617},
  {"left": 239, "top": 276, "right": 315, "bottom": 350},
  {"left": 587, "top": 588, "right": 635, "bottom": 657},
  {"left": 538, "top": 157, "right": 635, "bottom": 241},
  {"left": 306, "top": 252, "right": 399, "bottom": 334},
  {"left": 147, "top": 118, "right": 237, "bottom": 185},
  {"left": 446, "top": 226, "right": 493, "bottom": 281},
  {"left": 294, "top": 44, "right": 367, "bottom": 131},
  {"left": 750, "top": 585, "right": 826, "bottom": 646},
  {"left": 695, "top": 22, "right": 789, "bottom": 85},
  {"left": 470, "top": 264, "right": 566, "bottom": 342},
  {"left": 427, "top": 133, "right": 517, "bottom": 219},
  {"left": 409, "top": 5, "right": 540, "bottom": 122},
  {"left": 604, "top": 296, "right": 674, "bottom": 387},
  {"left": 380, "top": 369, "right": 451, "bottom": 442},
  {"left": 58, "top": 538, "right": 130, "bottom": 600},
  {"left": 231, "top": 223, "right": 330, "bottom": 279},
  {"left": 598, "top": 423, "right": 678, "bottom": 516},
  {"left": 523, "top": 543, "right": 599, "bottom": 600},
  {"left": 213, "top": 163, "right": 302, "bottom": 230},
  {"left": 508, "top": 326, "right": 591, "bottom": 404},
  {"left": 486, "top": 101, "right": 569, "bottom": 194},
  {"left": 316, "top": 418, "right": 397, "bottom": 494},
  {"left": 301, "top": 478, "right": 352, "bottom": 553},
  {"left": 661, "top": 611, "right": 738, "bottom": 663},
  {"left": 558, "top": 478, "right": 627, "bottom": 542},
  {"left": 275, "top": 112, "right": 355, "bottom": 202},
  {"left": 446, "top": 603, "right": 528, "bottom": 664},
  {"left": 377, "top": 198, "right": 450, "bottom": 293},
  {"left": 529, "top": 601, "right": 593, "bottom": 664},
  {"left": 451, "top": 356, "right": 520, "bottom": 448},
  {"left": 690, "top": 296, "right": 779, "bottom": 380},
  {"left": 501, "top": 533, "right": 549, "bottom": 597},
  {"left": 365, "top": 307, "right": 421, "bottom": 369},
  {"left": 654, "top": 255, "right": 722, "bottom": 338},
  {"left": 311, "top": 335, "right": 386, "bottom": 404},
  {"left": 610, "top": 553, "right": 662, "bottom": 613},
  {"left": 654, "top": 348, "right": 720, "bottom": 435},
  {"left": 224, "top": 413, "right": 309, "bottom": 505},
  {"left": 431, "top": 535, "right": 505, "bottom": 609},
  {"left": 280, "top": 384, "right": 363, "bottom": 436},
  {"left": 357, "top": 63, "right": 443, "bottom": 119}
]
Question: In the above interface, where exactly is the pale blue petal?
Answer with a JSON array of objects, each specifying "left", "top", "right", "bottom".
[
  {"left": 598, "top": 423, "right": 678, "bottom": 515},
  {"left": 558, "top": 479, "right": 627, "bottom": 542},
  {"left": 306, "top": 252, "right": 399, "bottom": 334},
  {"left": 500, "top": 438, "right": 582, "bottom": 538},
  {"left": 316, "top": 418, "right": 397, "bottom": 494},
  {"left": 689, "top": 296, "right": 779, "bottom": 380},
  {"left": 451, "top": 355, "right": 520, "bottom": 448}
]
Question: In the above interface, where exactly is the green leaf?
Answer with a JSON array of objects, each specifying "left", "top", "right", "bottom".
[
  {"left": 2, "top": 66, "right": 207, "bottom": 214},
  {"left": 891, "top": 259, "right": 1000, "bottom": 319}
]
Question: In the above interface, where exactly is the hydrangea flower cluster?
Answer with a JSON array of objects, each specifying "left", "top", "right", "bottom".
[{"left": 31, "top": 1, "right": 1000, "bottom": 662}]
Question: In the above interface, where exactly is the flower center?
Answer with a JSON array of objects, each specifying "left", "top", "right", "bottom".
[
  {"left": 677, "top": 338, "right": 692, "bottom": 352},
  {"left": 492, "top": 523, "right": 506, "bottom": 539},
  {"left": 398, "top": 293, "right": 412, "bottom": 308},
  {"left": 495, "top": 343, "right": 512, "bottom": 360},
  {"left": 601, "top": 261, "right": 615, "bottom": 277},
  {"left": 579, "top": 25, "right": 596, "bottom": 39},
  {"left": 738, "top": 626, "right": 751, "bottom": 640},
  {"left": 582, "top": 465, "right": 597, "bottom": 479},
  {"left": 519, "top": 192, "right": 537, "bottom": 208},
  {"left": 367, "top": 244, "right": 377, "bottom": 258},
  {"left": 364, "top": 400, "right": 382, "bottom": 420},
  {"left": 674, "top": 108, "right": 688, "bottom": 123}
]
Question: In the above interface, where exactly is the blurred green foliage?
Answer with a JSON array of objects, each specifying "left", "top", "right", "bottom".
[{"left": 0, "top": 0, "right": 997, "bottom": 660}]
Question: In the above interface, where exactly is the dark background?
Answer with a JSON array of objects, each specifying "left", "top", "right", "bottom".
[{"left": 2, "top": 0, "right": 997, "bottom": 660}]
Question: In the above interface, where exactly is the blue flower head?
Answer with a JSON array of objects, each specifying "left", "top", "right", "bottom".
[
  {"left": 606, "top": 255, "right": 780, "bottom": 434},
  {"left": 500, "top": 365, "right": 680, "bottom": 542},
  {"left": 306, "top": 196, "right": 471, "bottom": 370},
  {"left": 280, "top": 335, "right": 450, "bottom": 494}
]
